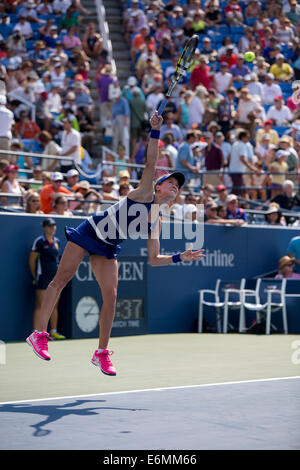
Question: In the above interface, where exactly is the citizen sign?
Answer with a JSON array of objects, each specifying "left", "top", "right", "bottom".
[{"left": 75, "top": 260, "right": 144, "bottom": 281}]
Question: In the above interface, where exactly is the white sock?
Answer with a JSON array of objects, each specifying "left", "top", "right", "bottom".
[{"left": 97, "top": 349, "right": 104, "bottom": 353}]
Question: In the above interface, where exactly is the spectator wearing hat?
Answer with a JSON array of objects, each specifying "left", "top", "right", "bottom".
[
  {"left": 187, "top": 87, "right": 205, "bottom": 129},
  {"left": 215, "top": 184, "right": 228, "bottom": 205},
  {"left": 44, "top": 25, "right": 60, "bottom": 50},
  {"left": 0, "top": 94, "right": 14, "bottom": 152},
  {"left": 40, "top": 171, "right": 72, "bottom": 214},
  {"left": 28, "top": 40, "right": 48, "bottom": 70},
  {"left": 219, "top": 41, "right": 238, "bottom": 66},
  {"left": 39, "top": 130, "right": 61, "bottom": 172},
  {"left": 19, "top": 1, "right": 44, "bottom": 24},
  {"left": 47, "top": 85, "right": 62, "bottom": 116},
  {"left": 226, "top": 194, "right": 248, "bottom": 224},
  {"left": 269, "top": 149, "right": 289, "bottom": 198},
  {"left": 6, "top": 27, "right": 27, "bottom": 56},
  {"left": 0, "top": 164, "right": 25, "bottom": 206},
  {"left": 286, "top": 0, "right": 300, "bottom": 26},
  {"left": 217, "top": 87, "right": 237, "bottom": 135},
  {"left": 262, "top": 74, "right": 282, "bottom": 105},
  {"left": 135, "top": 43, "right": 161, "bottom": 80},
  {"left": 190, "top": 55, "right": 212, "bottom": 90},
  {"left": 266, "top": 96, "right": 293, "bottom": 126},
  {"left": 278, "top": 135, "right": 299, "bottom": 182},
  {"left": 100, "top": 176, "right": 119, "bottom": 201},
  {"left": 264, "top": 202, "right": 285, "bottom": 226},
  {"left": 275, "top": 16, "right": 295, "bottom": 45},
  {"left": 64, "top": 168, "right": 79, "bottom": 192},
  {"left": 29, "top": 217, "right": 66, "bottom": 339},
  {"left": 269, "top": 54, "right": 294, "bottom": 82},
  {"left": 96, "top": 64, "right": 116, "bottom": 134},
  {"left": 236, "top": 87, "right": 263, "bottom": 140},
  {"left": 48, "top": 41, "right": 69, "bottom": 66},
  {"left": 204, "top": 200, "right": 245, "bottom": 226},
  {"left": 213, "top": 62, "right": 233, "bottom": 94},
  {"left": 275, "top": 256, "right": 300, "bottom": 279},
  {"left": 255, "top": 120, "right": 279, "bottom": 147},
  {"left": 50, "top": 61, "right": 66, "bottom": 90},
  {"left": 58, "top": 115, "right": 81, "bottom": 173}
]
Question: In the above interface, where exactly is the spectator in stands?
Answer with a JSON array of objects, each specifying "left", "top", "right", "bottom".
[
  {"left": 25, "top": 191, "right": 43, "bottom": 214},
  {"left": 129, "top": 86, "right": 148, "bottom": 156},
  {"left": 58, "top": 114, "right": 81, "bottom": 174},
  {"left": 204, "top": 200, "right": 245, "bottom": 225},
  {"left": 50, "top": 61, "right": 67, "bottom": 91},
  {"left": 236, "top": 87, "right": 262, "bottom": 140},
  {"left": 73, "top": 82, "right": 93, "bottom": 116},
  {"left": 190, "top": 55, "right": 212, "bottom": 91},
  {"left": 81, "top": 189, "right": 102, "bottom": 215},
  {"left": 269, "top": 54, "right": 294, "bottom": 82},
  {"left": 36, "top": 91, "right": 53, "bottom": 132},
  {"left": 96, "top": 64, "right": 116, "bottom": 135},
  {"left": 112, "top": 88, "right": 130, "bottom": 155},
  {"left": 39, "top": 130, "right": 61, "bottom": 172},
  {"left": 278, "top": 135, "right": 299, "bottom": 181},
  {"left": 266, "top": 95, "right": 293, "bottom": 126},
  {"left": 13, "top": 14, "right": 33, "bottom": 39},
  {"left": 230, "top": 54, "right": 251, "bottom": 82},
  {"left": 44, "top": 25, "right": 60, "bottom": 50},
  {"left": 0, "top": 94, "right": 14, "bottom": 153},
  {"left": 82, "top": 22, "right": 105, "bottom": 61},
  {"left": 160, "top": 112, "right": 183, "bottom": 143},
  {"left": 0, "top": 159, "right": 9, "bottom": 179},
  {"left": 40, "top": 171, "right": 72, "bottom": 214},
  {"left": 271, "top": 179, "right": 300, "bottom": 223},
  {"left": 225, "top": 0, "right": 244, "bottom": 26},
  {"left": 29, "top": 217, "right": 66, "bottom": 339},
  {"left": 136, "top": 43, "right": 161, "bottom": 80},
  {"left": 204, "top": 1, "right": 222, "bottom": 27},
  {"left": 262, "top": 73, "right": 282, "bottom": 105},
  {"left": 226, "top": 194, "right": 248, "bottom": 224},
  {"left": 264, "top": 202, "right": 285, "bottom": 226},
  {"left": 269, "top": 150, "right": 289, "bottom": 198},
  {"left": 203, "top": 131, "right": 224, "bottom": 187},
  {"left": 63, "top": 168, "right": 79, "bottom": 192},
  {"left": 51, "top": 194, "right": 73, "bottom": 216},
  {"left": 256, "top": 119, "right": 279, "bottom": 147},
  {"left": 100, "top": 176, "right": 119, "bottom": 201},
  {"left": 15, "top": 108, "right": 40, "bottom": 141},
  {"left": 245, "top": 73, "right": 264, "bottom": 103},
  {"left": 62, "top": 25, "right": 82, "bottom": 52},
  {"left": 161, "top": 132, "right": 178, "bottom": 166},
  {"left": 275, "top": 256, "right": 300, "bottom": 279},
  {"left": 115, "top": 144, "right": 131, "bottom": 179},
  {"left": 187, "top": 87, "right": 205, "bottom": 129},
  {"left": 202, "top": 90, "right": 220, "bottom": 127},
  {"left": 175, "top": 130, "right": 198, "bottom": 183},
  {"left": 214, "top": 184, "right": 229, "bottom": 206},
  {"left": 229, "top": 130, "right": 260, "bottom": 196},
  {"left": 217, "top": 87, "right": 237, "bottom": 135},
  {"left": 213, "top": 62, "right": 233, "bottom": 94},
  {"left": 0, "top": 164, "right": 25, "bottom": 206}
]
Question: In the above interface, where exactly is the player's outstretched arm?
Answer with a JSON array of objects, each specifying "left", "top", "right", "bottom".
[{"left": 128, "top": 111, "right": 163, "bottom": 203}]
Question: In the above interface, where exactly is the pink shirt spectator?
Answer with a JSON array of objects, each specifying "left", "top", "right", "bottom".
[{"left": 63, "top": 34, "right": 81, "bottom": 50}]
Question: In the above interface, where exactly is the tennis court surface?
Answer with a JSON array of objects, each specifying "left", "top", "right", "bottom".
[{"left": 1, "top": 334, "right": 300, "bottom": 450}]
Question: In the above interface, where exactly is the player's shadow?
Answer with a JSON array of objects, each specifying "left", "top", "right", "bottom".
[{"left": 0, "top": 399, "right": 147, "bottom": 437}]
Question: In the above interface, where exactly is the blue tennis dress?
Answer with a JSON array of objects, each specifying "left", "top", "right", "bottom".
[{"left": 65, "top": 197, "right": 155, "bottom": 259}]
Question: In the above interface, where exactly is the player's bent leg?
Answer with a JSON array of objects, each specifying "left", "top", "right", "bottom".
[
  {"left": 26, "top": 242, "right": 87, "bottom": 361},
  {"left": 90, "top": 255, "right": 118, "bottom": 376}
]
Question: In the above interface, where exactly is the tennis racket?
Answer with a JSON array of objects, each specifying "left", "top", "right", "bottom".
[{"left": 157, "top": 34, "right": 199, "bottom": 116}]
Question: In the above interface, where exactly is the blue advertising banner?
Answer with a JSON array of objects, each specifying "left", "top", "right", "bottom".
[{"left": 0, "top": 213, "right": 299, "bottom": 341}]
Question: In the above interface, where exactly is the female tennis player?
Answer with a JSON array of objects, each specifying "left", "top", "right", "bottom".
[{"left": 26, "top": 111, "right": 205, "bottom": 375}]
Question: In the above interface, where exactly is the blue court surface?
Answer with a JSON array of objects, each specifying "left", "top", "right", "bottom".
[{"left": 0, "top": 377, "right": 299, "bottom": 450}]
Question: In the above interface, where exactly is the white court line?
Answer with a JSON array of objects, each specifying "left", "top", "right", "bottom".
[{"left": 1, "top": 375, "right": 300, "bottom": 406}]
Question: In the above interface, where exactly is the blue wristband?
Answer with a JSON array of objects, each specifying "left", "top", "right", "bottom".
[
  {"left": 150, "top": 129, "right": 160, "bottom": 139},
  {"left": 172, "top": 253, "right": 181, "bottom": 264}
]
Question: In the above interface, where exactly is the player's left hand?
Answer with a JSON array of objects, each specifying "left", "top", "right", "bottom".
[
  {"left": 150, "top": 110, "right": 163, "bottom": 130},
  {"left": 180, "top": 244, "right": 205, "bottom": 262}
]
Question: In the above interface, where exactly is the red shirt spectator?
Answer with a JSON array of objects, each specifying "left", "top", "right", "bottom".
[{"left": 190, "top": 58, "right": 212, "bottom": 90}]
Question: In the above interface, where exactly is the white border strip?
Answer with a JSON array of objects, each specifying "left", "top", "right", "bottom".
[{"left": 1, "top": 375, "right": 300, "bottom": 406}]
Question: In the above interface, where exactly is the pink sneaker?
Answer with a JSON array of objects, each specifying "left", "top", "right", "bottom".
[
  {"left": 26, "top": 331, "right": 52, "bottom": 361},
  {"left": 91, "top": 349, "right": 117, "bottom": 376}
]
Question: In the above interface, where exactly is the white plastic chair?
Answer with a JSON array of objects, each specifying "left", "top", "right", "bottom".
[
  {"left": 241, "top": 278, "right": 288, "bottom": 335},
  {"left": 198, "top": 279, "right": 222, "bottom": 333},
  {"left": 198, "top": 278, "right": 246, "bottom": 333},
  {"left": 223, "top": 278, "right": 246, "bottom": 333}
]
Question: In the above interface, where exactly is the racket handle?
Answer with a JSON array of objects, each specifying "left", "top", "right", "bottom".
[{"left": 157, "top": 99, "right": 167, "bottom": 116}]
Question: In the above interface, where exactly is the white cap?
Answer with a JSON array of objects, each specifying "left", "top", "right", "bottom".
[
  {"left": 66, "top": 169, "right": 79, "bottom": 177},
  {"left": 127, "top": 76, "right": 137, "bottom": 86},
  {"left": 52, "top": 172, "right": 64, "bottom": 181}
]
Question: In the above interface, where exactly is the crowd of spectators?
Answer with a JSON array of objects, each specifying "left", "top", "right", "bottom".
[{"left": 0, "top": 0, "right": 300, "bottom": 226}]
